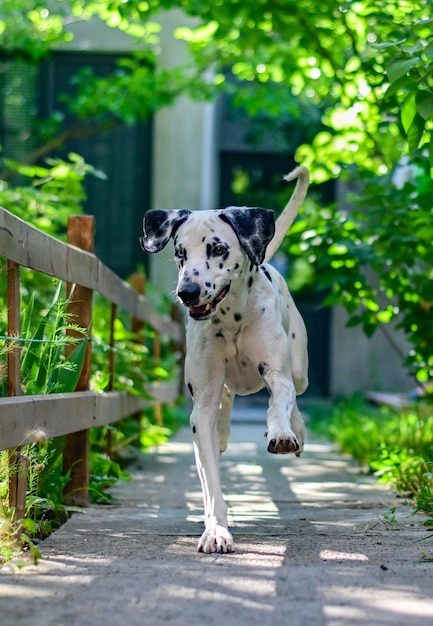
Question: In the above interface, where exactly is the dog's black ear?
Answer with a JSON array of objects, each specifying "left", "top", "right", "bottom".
[
  {"left": 219, "top": 207, "right": 275, "bottom": 265},
  {"left": 140, "top": 209, "right": 191, "bottom": 253}
]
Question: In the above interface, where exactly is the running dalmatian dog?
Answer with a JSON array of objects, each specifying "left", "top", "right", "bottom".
[{"left": 140, "top": 166, "right": 309, "bottom": 554}]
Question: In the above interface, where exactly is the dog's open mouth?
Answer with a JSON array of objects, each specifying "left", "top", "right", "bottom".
[{"left": 189, "top": 284, "right": 231, "bottom": 320}]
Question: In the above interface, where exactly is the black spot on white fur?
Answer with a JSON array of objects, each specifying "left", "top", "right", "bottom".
[
  {"left": 258, "top": 362, "right": 268, "bottom": 377},
  {"left": 261, "top": 266, "right": 273, "bottom": 282}
]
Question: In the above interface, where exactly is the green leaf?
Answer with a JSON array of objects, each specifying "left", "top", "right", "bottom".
[
  {"left": 363, "top": 322, "right": 377, "bottom": 338},
  {"left": 377, "top": 308, "right": 394, "bottom": 323},
  {"left": 56, "top": 338, "right": 88, "bottom": 393},
  {"left": 385, "top": 74, "right": 418, "bottom": 98},
  {"left": 21, "top": 319, "right": 47, "bottom": 381},
  {"left": 401, "top": 94, "right": 416, "bottom": 133},
  {"left": 328, "top": 243, "right": 348, "bottom": 255},
  {"left": 35, "top": 342, "right": 51, "bottom": 392},
  {"left": 386, "top": 57, "right": 420, "bottom": 83},
  {"left": 416, "top": 225, "right": 433, "bottom": 240},
  {"left": 373, "top": 39, "right": 407, "bottom": 50},
  {"left": 346, "top": 315, "right": 363, "bottom": 328},
  {"left": 416, "top": 90, "right": 433, "bottom": 121},
  {"left": 426, "top": 140, "right": 433, "bottom": 175},
  {"left": 364, "top": 298, "right": 380, "bottom": 312},
  {"left": 21, "top": 293, "right": 35, "bottom": 342},
  {"left": 46, "top": 344, "right": 63, "bottom": 392},
  {"left": 424, "top": 41, "right": 433, "bottom": 59},
  {"left": 407, "top": 114, "right": 425, "bottom": 153}
]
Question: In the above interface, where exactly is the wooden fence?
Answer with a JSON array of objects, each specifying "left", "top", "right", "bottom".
[{"left": 0, "top": 207, "right": 184, "bottom": 521}]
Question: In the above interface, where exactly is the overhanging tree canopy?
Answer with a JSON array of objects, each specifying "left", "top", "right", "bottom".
[
  {"left": 1, "top": 0, "right": 432, "bottom": 389},
  {"left": 2, "top": 0, "right": 433, "bottom": 179}
]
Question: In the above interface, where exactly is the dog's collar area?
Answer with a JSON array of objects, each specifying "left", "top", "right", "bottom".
[{"left": 189, "top": 284, "right": 231, "bottom": 320}]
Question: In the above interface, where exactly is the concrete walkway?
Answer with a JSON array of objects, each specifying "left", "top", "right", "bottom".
[{"left": 1, "top": 406, "right": 433, "bottom": 626}]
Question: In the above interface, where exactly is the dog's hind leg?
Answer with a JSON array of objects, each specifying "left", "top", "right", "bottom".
[
  {"left": 287, "top": 292, "right": 309, "bottom": 396},
  {"left": 218, "top": 387, "right": 234, "bottom": 453}
]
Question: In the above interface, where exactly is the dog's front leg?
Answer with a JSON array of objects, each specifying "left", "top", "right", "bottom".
[
  {"left": 192, "top": 407, "right": 234, "bottom": 553},
  {"left": 259, "top": 345, "right": 306, "bottom": 456},
  {"left": 185, "top": 344, "right": 234, "bottom": 553}
]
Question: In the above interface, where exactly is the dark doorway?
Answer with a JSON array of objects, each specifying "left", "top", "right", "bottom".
[{"left": 219, "top": 151, "right": 332, "bottom": 397}]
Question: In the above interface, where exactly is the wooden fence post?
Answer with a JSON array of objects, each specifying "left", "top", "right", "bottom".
[
  {"left": 7, "top": 260, "right": 20, "bottom": 399},
  {"left": 63, "top": 216, "right": 94, "bottom": 507},
  {"left": 130, "top": 272, "right": 146, "bottom": 338},
  {"left": 129, "top": 273, "right": 149, "bottom": 442},
  {"left": 7, "top": 260, "right": 29, "bottom": 532},
  {"left": 106, "top": 302, "right": 117, "bottom": 458},
  {"left": 131, "top": 273, "right": 162, "bottom": 426}
]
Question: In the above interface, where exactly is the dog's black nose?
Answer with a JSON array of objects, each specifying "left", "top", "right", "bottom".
[{"left": 178, "top": 283, "right": 201, "bottom": 306}]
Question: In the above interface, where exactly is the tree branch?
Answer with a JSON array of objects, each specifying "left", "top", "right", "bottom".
[{"left": 0, "top": 119, "right": 122, "bottom": 182}]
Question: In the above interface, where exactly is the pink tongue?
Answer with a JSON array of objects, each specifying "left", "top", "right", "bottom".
[{"left": 189, "top": 285, "right": 230, "bottom": 316}]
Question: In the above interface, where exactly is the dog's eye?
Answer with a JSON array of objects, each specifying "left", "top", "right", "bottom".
[
  {"left": 175, "top": 247, "right": 185, "bottom": 259},
  {"left": 213, "top": 244, "right": 227, "bottom": 257}
]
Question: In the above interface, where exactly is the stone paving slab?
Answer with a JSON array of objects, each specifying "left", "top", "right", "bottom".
[{"left": 1, "top": 417, "right": 433, "bottom": 626}]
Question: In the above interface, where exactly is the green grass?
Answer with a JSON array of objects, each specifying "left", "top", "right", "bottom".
[{"left": 307, "top": 393, "right": 433, "bottom": 521}]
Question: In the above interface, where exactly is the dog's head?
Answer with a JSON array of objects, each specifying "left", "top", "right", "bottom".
[{"left": 140, "top": 207, "right": 275, "bottom": 320}]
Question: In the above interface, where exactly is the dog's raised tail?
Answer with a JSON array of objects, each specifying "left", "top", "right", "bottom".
[{"left": 264, "top": 166, "right": 309, "bottom": 263}]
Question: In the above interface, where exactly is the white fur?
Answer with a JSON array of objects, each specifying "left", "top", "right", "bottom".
[{"left": 142, "top": 166, "right": 310, "bottom": 553}]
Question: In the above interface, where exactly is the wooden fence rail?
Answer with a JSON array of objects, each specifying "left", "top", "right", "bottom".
[
  {"left": 0, "top": 384, "right": 180, "bottom": 450},
  {"left": 0, "top": 207, "right": 183, "bottom": 517},
  {"left": 0, "top": 208, "right": 181, "bottom": 341}
]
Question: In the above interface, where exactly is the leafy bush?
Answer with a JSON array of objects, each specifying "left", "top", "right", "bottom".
[
  {"left": 0, "top": 154, "right": 103, "bottom": 234},
  {"left": 309, "top": 394, "right": 433, "bottom": 520},
  {"left": 286, "top": 160, "right": 433, "bottom": 390}
]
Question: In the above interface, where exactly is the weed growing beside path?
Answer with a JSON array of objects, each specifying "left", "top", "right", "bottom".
[
  {"left": 0, "top": 275, "right": 187, "bottom": 565},
  {"left": 308, "top": 394, "right": 433, "bottom": 532}
]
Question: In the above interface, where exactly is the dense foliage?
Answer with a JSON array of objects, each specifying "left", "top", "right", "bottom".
[
  {"left": 1, "top": 0, "right": 432, "bottom": 388},
  {"left": 288, "top": 166, "right": 433, "bottom": 388}
]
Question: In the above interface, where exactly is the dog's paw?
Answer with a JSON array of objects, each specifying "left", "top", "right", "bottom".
[
  {"left": 267, "top": 434, "right": 300, "bottom": 455},
  {"left": 198, "top": 525, "right": 234, "bottom": 554}
]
